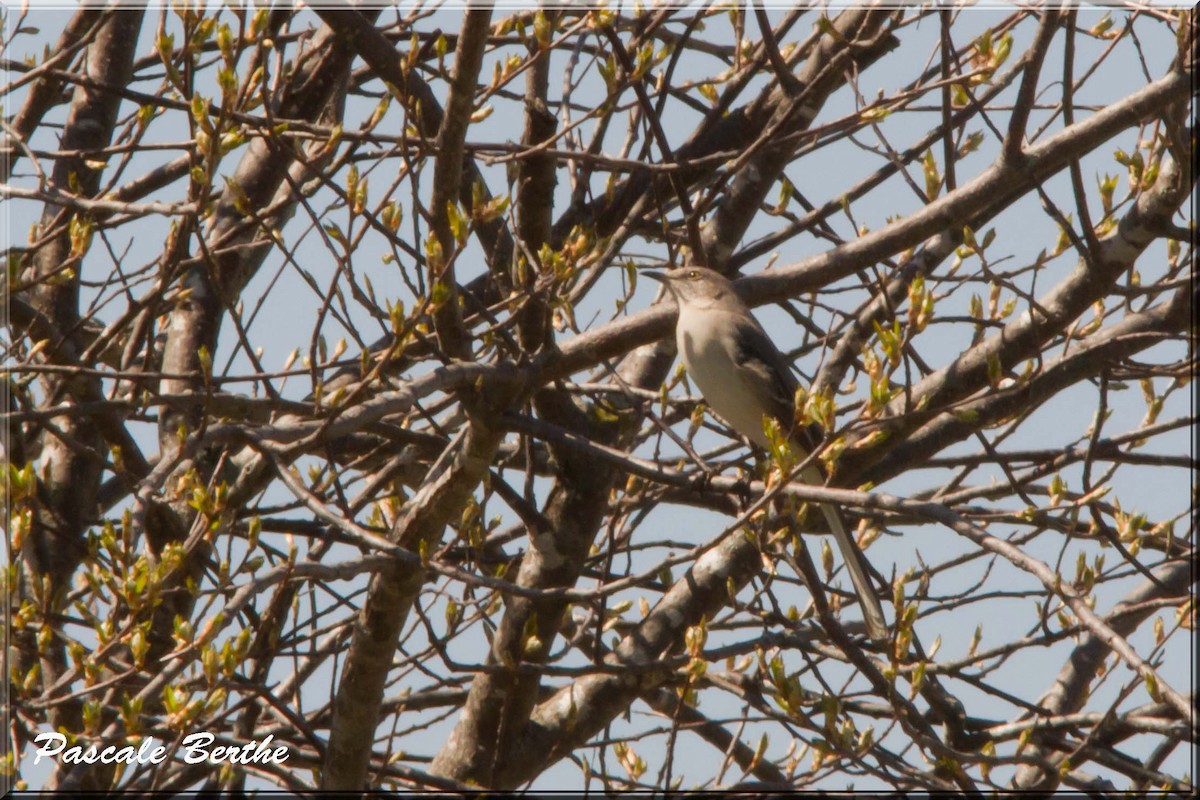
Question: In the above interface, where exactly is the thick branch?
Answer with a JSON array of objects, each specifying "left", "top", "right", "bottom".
[
  {"left": 428, "top": 7, "right": 492, "bottom": 361},
  {"left": 322, "top": 409, "right": 515, "bottom": 787}
]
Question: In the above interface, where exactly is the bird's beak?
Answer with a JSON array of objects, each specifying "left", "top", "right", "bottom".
[{"left": 643, "top": 270, "right": 667, "bottom": 284}]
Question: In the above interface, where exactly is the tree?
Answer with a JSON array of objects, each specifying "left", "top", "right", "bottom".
[{"left": 2, "top": 4, "right": 1194, "bottom": 793}]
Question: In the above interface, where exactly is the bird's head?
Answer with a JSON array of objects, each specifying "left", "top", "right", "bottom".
[{"left": 644, "top": 265, "right": 737, "bottom": 307}]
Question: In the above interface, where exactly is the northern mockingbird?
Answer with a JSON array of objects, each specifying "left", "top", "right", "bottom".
[{"left": 646, "top": 265, "right": 888, "bottom": 641}]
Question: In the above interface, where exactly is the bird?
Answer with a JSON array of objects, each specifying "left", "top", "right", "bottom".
[{"left": 645, "top": 265, "right": 888, "bottom": 642}]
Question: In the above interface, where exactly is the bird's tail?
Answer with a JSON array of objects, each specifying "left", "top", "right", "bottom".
[{"left": 801, "top": 465, "right": 889, "bottom": 642}]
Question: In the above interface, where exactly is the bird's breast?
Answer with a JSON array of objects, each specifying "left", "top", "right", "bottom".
[{"left": 676, "top": 307, "right": 770, "bottom": 447}]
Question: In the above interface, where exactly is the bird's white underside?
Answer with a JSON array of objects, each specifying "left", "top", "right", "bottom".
[{"left": 675, "top": 304, "right": 774, "bottom": 449}]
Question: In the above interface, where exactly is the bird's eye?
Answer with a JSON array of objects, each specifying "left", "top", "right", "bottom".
[{"left": 688, "top": 270, "right": 700, "bottom": 279}]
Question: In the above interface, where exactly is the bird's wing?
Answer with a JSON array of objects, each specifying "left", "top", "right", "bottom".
[{"left": 732, "top": 319, "right": 825, "bottom": 458}]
